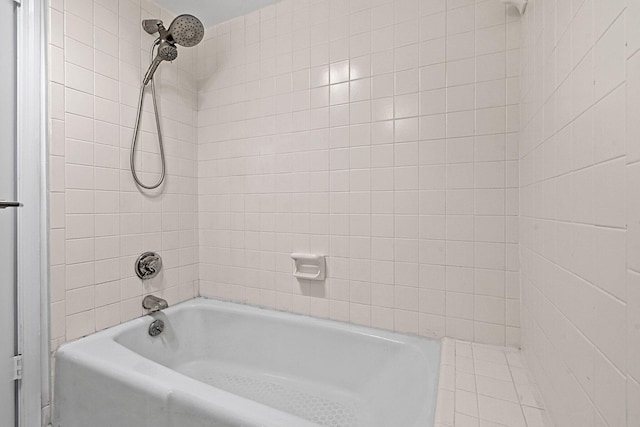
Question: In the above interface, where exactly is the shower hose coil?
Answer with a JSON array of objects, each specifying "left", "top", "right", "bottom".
[{"left": 130, "top": 39, "right": 167, "bottom": 190}]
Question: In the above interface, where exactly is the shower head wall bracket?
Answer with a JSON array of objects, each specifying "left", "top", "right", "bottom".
[{"left": 501, "top": 0, "right": 527, "bottom": 15}]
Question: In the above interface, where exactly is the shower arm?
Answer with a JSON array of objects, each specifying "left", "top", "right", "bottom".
[{"left": 142, "top": 19, "right": 174, "bottom": 43}]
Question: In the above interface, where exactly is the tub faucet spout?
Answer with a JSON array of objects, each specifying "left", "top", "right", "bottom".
[{"left": 142, "top": 295, "right": 168, "bottom": 313}]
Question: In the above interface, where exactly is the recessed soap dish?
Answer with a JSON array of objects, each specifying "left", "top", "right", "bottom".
[{"left": 290, "top": 253, "right": 326, "bottom": 281}]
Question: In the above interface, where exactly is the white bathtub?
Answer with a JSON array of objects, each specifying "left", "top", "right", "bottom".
[{"left": 54, "top": 298, "right": 440, "bottom": 427}]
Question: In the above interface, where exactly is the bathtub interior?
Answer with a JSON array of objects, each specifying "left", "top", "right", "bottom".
[{"left": 113, "top": 300, "right": 441, "bottom": 427}]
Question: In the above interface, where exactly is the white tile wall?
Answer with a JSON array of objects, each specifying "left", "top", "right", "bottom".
[
  {"left": 196, "top": 0, "right": 521, "bottom": 346},
  {"left": 48, "top": 0, "right": 199, "bottom": 349},
  {"left": 46, "top": 0, "right": 640, "bottom": 423},
  {"left": 520, "top": 0, "right": 640, "bottom": 426}
]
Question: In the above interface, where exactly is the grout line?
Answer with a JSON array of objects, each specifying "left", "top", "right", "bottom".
[
  {"left": 522, "top": 237, "right": 628, "bottom": 306},
  {"left": 443, "top": 0, "right": 449, "bottom": 343},
  {"left": 503, "top": 5, "right": 509, "bottom": 348},
  {"left": 506, "top": 349, "right": 531, "bottom": 426},
  {"left": 471, "top": 342, "right": 482, "bottom": 425}
]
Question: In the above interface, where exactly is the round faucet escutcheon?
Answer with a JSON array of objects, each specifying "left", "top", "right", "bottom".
[
  {"left": 148, "top": 319, "right": 165, "bottom": 337},
  {"left": 135, "top": 252, "right": 162, "bottom": 279}
]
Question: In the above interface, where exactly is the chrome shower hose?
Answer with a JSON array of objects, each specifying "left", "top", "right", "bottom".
[{"left": 130, "top": 40, "right": 167, "bottom": 190}]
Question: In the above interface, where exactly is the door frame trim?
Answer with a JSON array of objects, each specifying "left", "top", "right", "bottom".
[{"left": 16, "top": 0, "right": 49, "bottom": 426}]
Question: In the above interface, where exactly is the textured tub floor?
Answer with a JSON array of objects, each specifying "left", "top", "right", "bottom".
[{"left": 435, "top": 339, "right": 550, "bottom": 427}]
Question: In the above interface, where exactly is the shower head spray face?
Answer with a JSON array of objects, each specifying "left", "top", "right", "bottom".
[
  {"left": 142, "top": 15, "right": 205, "bottom": 48},
  {"left": 157, "top": 41, "right": 178, "bottom": 61},
  {"left": 167, "top": 14, "right": 205, "bottom": 47},
  {"left": 143, "top": 40, "right": 178, "bottom": 85}
]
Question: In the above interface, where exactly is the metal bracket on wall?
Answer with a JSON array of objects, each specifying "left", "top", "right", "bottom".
[{"left": 12, "top": 355, "right": 23, "bottom": 381}]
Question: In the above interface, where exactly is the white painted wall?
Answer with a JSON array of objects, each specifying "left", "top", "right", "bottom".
[
  {"left": 520, "top": 0, "right": 640, "bottom": 426},
  {"left": 196, "top": 0, "right": 522, "bottom": 346}
]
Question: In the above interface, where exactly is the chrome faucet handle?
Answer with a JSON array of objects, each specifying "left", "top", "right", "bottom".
[
  {"left": 144, "top": 259, "right": 158, "bottom": 274},
  {"left": 135, "top": 252, "right": 162, "bottom": 279}
]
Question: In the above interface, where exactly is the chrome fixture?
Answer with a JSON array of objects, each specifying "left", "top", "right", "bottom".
[
  {"left": 142, "top": 295, "right": 169, "bottom": 313},
  {"left": 130, "top": 14, "right": 205, "bottom": 190},
  {"left": 500, "top": 0, "right": 527, "bottom": 15},
  {"left": 142, "top": 40, "right": 177, "bottom": 86},
  {"left": 148, "top": 319, "right": 165, "bottom": 336},
  {"left": 135, "top": 251, "right": 162, "bottom": 279},
  {"left": 141, "top": 15, "right": 205, "bottom": 84},
  {"left": 0, "top": 201, "right": 21, "bottom": 209}
]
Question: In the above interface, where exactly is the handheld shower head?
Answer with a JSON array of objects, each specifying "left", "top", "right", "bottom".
[
  {"left": 142, "top": 40, "right": 177, "bottom": 85},
  {"left": 157, "top": 40, "right": 178, "bottom": 61},
  {"left": 167, "top": 14, "right": 205, "bottom": 47}
]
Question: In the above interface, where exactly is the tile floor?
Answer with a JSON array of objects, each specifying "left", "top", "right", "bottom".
[{"left": 435, "top": 339, "right": 551, "bottom": 427}]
